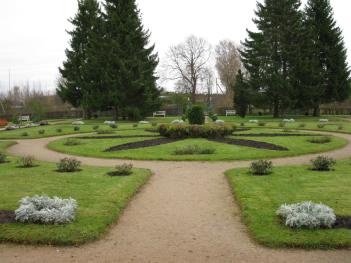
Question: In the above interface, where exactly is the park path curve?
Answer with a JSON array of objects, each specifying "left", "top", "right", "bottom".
[{"left": 0, "top": 131, "right": 351, "bottom": 263}]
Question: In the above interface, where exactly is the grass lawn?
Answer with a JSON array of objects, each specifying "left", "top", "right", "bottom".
[
  {"left": 226, "top": 161, "right": 351, "bottom": 248},
  {"left": 0, "top": 141, "right": 152, "bottom": 245},
  {"left": 47, "top": 128, "right": 347, "bottom": 161}
]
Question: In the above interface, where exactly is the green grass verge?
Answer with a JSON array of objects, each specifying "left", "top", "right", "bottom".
[
  {"left": 225, "top": 161, "right": 351, "bottom": 248},
  {"left": 48, "top": 129, "right": 347, "bottom": 161},
  {"left": 0, "top": 141, "right": 152, "bottom": 245}
]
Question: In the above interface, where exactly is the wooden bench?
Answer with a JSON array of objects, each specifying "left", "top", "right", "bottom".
[
  {"left": 226, "top": 110, "right": 236, "bottom": 116},
  {"left": 153, "top": 111, "right": 166, "bottom": 117},
  {"left": 18, "top": 115, "right": 30, "bottom": 122}
]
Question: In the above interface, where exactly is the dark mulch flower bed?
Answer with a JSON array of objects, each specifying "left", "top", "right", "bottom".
[
  {"left": 0, "top": 210, "right": 16, "bottom": 224},
  {"left": 334, "top": 216, "right": 351, "bottom": 229},
  {"left": 208, "top": 138, "right": 289, "bottom": 151},
  {"left": 105, "top": 138, "right": 180, "bottom": 152},
  {"left": 78, "top": 135, "right": 158, "bottom": 140},
  {"left": 232, "top": 133, "right": 321, "bottom": 137}
]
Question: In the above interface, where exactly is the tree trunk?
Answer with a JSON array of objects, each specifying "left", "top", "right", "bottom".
[
  {"left": 273, "top": 99, "right": 280, "bottom": 118},
  {"left": 113, "top": 107, "right": 119, "bottom": 121},
  {"left": 313, "top": 105, "right": 320, "bottom": 117},
  {"left": 191, "top": 91, "right": 196, "bottom": 104}
]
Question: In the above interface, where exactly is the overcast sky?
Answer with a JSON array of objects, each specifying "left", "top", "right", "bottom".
[{"left": 0, "top": 0, "right": 350, "bottom": 92}]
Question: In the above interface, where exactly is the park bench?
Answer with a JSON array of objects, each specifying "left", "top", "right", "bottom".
[
  {"left": 226, "top": 110, "right": 236, "bottom": 116},
  {"left": 153, "top": 111, "right": 166, "bottom": 117},
  {"left": 18, "top": 115, "right": 30, "bottom": 122}
]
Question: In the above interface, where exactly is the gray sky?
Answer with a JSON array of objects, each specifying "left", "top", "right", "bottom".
[{"left": 0, "top": 0, "right": 350, "bottom": 92}]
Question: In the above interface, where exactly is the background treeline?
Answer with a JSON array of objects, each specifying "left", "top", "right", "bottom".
[
  {"left": 58, "top": 0, "right": 161, "bottom": 120},
  {"left": 234, "top": 0, "right": 351, "bottom": 117}
]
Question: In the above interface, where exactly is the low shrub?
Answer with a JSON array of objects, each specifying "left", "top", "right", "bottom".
[
  {"left": 282, "top": 128, "right": 292, "bottom": 133},
  {"left": 158, "top": 124, "right": 233, "bottom": 139},
  {"left": 56, "top": 128, "right": 63, "bottom": 133},
  {"left": 298, "top": 123, "right": 306, "bottom": 128},
  {"left": 110, "top": 124, "right": 118, "bottom": 129},
  {"left": 308, "top": 136, "right": 331, "bottom": 144},
  {"left": 38, "top": 129, "right": 45, "bottom": 135},
  {"left": 57, "top": 158, "right": 81, "bottom": 172},
  {"left": 93, "top": 125, "right": 99, "bottom": 130},
  {"left": 276, "top": 201, "right": 336, "bottom": 229},
  {"left": 74, "top": 126, "right": 80, "bottom": 131},
  {"left": 151, "top": 122, "right": 158, "bottom": 127},
  {"left": 257, "top": 121, "right": 266, "bottom": 127},
  {"left": 337, "top": 124, "right": 343, "bottom": 130},
  {"left": 210, "top": 114, "right": 218, "bottom": 122},
  {"left": 133, "top": 124, "right": 138, "bottom": 128},
  {"left": 64, "top": 138, "right": 82, "bottom": 146},
  {"left": 187, "top": 105, "right": 205, "bottom": 125},
  {"left": 15, "top": 195, "right": 77, "bottom": 225},
  {"left": 311, "top": 156, "right": 336, "bottom": 171},
  {"left": 21, "top": 132, "right": 29, "bottom": 137},
  {"left": 173, "top": 145, "right": 216, "bottom": 155},
  {"left": 317, "top": 124, "right": 325, "bottom": 129},
  {"left": 0, "top": 152, "right": 7, "bottom": 164},
  {"left": 279, "top": 122, "right": 286, "bottom": 128},
  {"left": 240, "top": 122, "right": 245, "bottom": 127},
  {"left": 107, "top": 163, "right": 133, "bottom": 176},
  {"left": 250, "top": 160, "right": 273, "bottom": 175},
  {"left": 18, "top": 155, "right": 36, "bottom": 168},
  {"left": 96, "top": 129, "right": 114, "bottom": 134}
]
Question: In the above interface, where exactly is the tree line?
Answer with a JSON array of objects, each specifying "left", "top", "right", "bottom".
[
  {"left": 234, "top": 0, "right": 350, "bottom": 117},
  {"left": 57, "top": 0, "right": 161, "bottom": 120}
]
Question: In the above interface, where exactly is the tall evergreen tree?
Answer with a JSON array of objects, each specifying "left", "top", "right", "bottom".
[
  {"left": 304, "top": 0, "right": 350, "bottom": 116},
  {"left": 103, "top": 0, "right": 160, "bottom": 120},
  {"left": 241, "top": 0, "right": 304, "bottom": 117},
  {"left": 57, "top": 0, "right": 102, "bottom": 118},
  {"left": 233, "top": 70, "right": 250, "bottom": 118}
]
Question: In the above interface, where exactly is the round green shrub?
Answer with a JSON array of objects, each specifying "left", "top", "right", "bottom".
[
  {"left": 250, "top": 160, "right": 273, "bottom": 175},
  {"left": 187, "top": 106, "right": 205, "bottom": 125}
]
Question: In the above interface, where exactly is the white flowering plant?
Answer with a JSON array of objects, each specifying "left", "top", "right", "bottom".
[
  {"left": 276, "top": 201, "right": 336, "bottom": 229},
  {"left": 15, "top": 195, "right": 77, "bottom": 225}
]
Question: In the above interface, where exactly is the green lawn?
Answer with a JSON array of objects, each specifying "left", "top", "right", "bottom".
[
  {"left": 47, "top": 128, "right": 347, "bottom": 161},
  {"left": 226, "top": 162, "right": 351, "bottom": 248},
  {"left": 0, "top": 141, "right": 151, "bottom": 245}
]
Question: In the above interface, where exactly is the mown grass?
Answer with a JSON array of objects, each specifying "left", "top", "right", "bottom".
[
  {"left": 0, "top": 141, "right": 151, "bottom": 245},
  {"left": 225, "top": 161, "right": 351, "bottom": 248},
  {"left": 47, "top": 129, "right": 347, "bottom": 161}
]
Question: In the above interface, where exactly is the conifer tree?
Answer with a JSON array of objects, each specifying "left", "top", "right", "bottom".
[
  {"left": 233, "top": 70, "right": 250, "bottom": 118},
  {"left": 58, "top": 0, "right": 102, "bottom": 118},
  {"left": 241, "top": 0, "right": 304, "bottom": 117},
  {"left": 304, "top": 0, "right": 350, "bottom": 116},
  {"left": 103, "top": 0, "right": 160, "bottom": 120}
]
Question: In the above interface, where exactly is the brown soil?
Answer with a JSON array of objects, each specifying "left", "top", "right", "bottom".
[
  {"left": 105, "top": 138, "right": 180, "bottom": 152},
  {"left": 0, "top": 211, "right": 15, "bottom": 224},
  {"left": 209, "top": 137, "right": 289, "bottom": 151},
  {"left": 1, "top": 130, "right": 350, "bottom": 262},
  {"left": 334, "top": 216, "right": 351, "bottom": 229},
  {"left": 78, "top": 135, "right": 158, "bottom": 139},
  {"left": 232, "top": 133, "right": 321, "bottom": 137}
]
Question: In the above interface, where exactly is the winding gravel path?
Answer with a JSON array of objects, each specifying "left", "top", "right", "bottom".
[{"left": 1, "top": 131, "right": 350, "bottom": 263}]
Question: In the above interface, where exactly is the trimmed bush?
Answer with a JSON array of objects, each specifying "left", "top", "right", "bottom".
[
  {"left": 18, "top": 155, "right": 36, "bottom": 168},
  {"left": 308, "top": 136, "right": 331, "bottom": 144},
  {"left": 158, "top": 124, "right": 233, "bottom": 139},
  {"left": 250, "top": 160, "right": 273, "bottom": 175},
  {"left": 276, "top": 201, "right": 336, "bottom": 229},
  {"left": 107, "top": 163, "right": 133, "bottom": 176},
  {"left": 240, "top": 122, "right": 245, "bottom": 127},
  {"left": 299, "top": 123, "right": 306, "bottom": 128},
  {"left": 337, "top": 125, "right": 343, "bottom": 130},
  {"left": 57, "top": 158, "right": 81, "bottom": 172},
  {"left": 317, "top": 124, "right": 325, "bottom": 129},
  {"left": 151, "top": 122, "right": 158, "bottom": 127},
  {"left": 257, "top": 121, "right": 266, "bottom": 127},
  {"left": 110, "top": 124, "right": 118, "bottom": 129},
  {"left": 56, "top": 128, "right": 63, "bottom": 133},
  {"left": 64, "top": 138, "right": 82, "bottom": 146},
  {"left": 21, "top": 132, "right": 29, "bottom": 137},
  {"left": 0, "top": 152, "right": 7, "bottom": 164},
  {"left": 173, "top": 145, "right": 215, "bottom": 155},
  {"left": 15, "top": 195, "right": 77, "bottom": 225},
  {"left": 73, "top": 126, "right": 80, "bottom": 131},
  {"left": 38, "top": 129, "right": 45, "bottom": 135},
  {"left": 133, "top": 124, "right": 139, "bottom": 128},
  {"left": 93, "top": 125, "right": 99, "bottom": 130},
  {"left": 96, "top": 129, "right": 114, "bottom": 134},
  {"left": 210, "top": 114, "right": 218, "bottom": 122},
  {"left": 279, "top": 122, "right": 286, "bottom": 128},
  {"left": 311, "top": 156, "right": 336, "bottom": 171},
  {"left": 187, "top": 105, "right": 205, "bottom": 125}
]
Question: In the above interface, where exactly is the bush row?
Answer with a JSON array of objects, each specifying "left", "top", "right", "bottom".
[{"left": 158, "top": 124, "right": 234, "bottom": 139}]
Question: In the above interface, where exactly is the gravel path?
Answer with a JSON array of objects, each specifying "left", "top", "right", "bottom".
[{"left": 0, "top": 131, "right": 350, "bottom": 263}]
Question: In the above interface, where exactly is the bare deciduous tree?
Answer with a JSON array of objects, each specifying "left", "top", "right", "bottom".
[
  {"left": 165, "top": 35, "right": 212, "bottom": 103},
  {"left": 215, "top": 40, "right": 242, "bottom": 94}
]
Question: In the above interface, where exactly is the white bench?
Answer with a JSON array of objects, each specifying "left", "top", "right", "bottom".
[
  {"left": 153, "top": 111, "right": 166, "bottom": 117},
  {"left": 226, "top": 110, "right": 236, "bottom": 116},
  {"left": 18, "top": 115, "right": 30, "bottom": 122}
]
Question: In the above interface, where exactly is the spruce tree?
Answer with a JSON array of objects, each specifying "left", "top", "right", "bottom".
[
  {"left": 304, "top": 0, "right": 350, "bottom": 116},
  {"left": 241, "top": 0, "right": 303, "bottom": 117},
  {"left": 103, "top": 0, "right": 160, "bottom": 120},
  {"left": 233, "top": 70, "right": 250, "bottom": 118},
  {"left": 58, "top": 0, "right": 102, "bottom": 118}
]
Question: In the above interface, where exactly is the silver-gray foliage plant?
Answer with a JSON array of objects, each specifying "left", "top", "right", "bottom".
[
  {"left": 276, "top": 201, "right": 336, "bottom": 229},
  {"left": 15, "top": 195, "right": 77, "bottom": 224}
]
